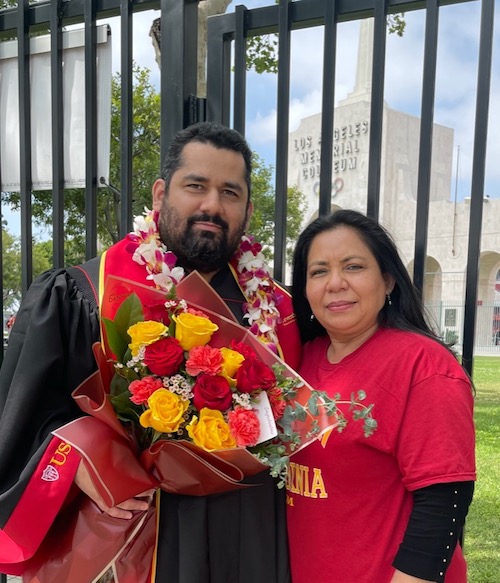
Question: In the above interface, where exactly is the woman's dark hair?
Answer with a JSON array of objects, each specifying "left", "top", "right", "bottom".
[
  {"left": 292, "top": 209, "right": 444, "bottom": 346},
  {"left": 161, "top": 121, "right": 252, "bottom": 201}
]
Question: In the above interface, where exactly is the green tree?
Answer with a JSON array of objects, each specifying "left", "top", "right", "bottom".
[
  {"left": 2, "top": 228, "right": 21, "bottom": 311},
  {"left": 105, "top": 65, "right": 161, "bottom": 245},
  {"left": 249, "top": 155, "right": 306, "bottom": 264},
  {"left": 2, "top": 227, "right": 52, "bottom": 310},
  {"left": 3, "top": 66, "right": 306, "bottom": 266},
  {"left": 1, "top": 64, "right": 161, "bottom": 262}
]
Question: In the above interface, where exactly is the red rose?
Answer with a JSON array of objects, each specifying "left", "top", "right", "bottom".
[
  {"left": 228, "top": 406, "right": 260, "bottom": 447},
  {"left": 144, "top": 336, "right": 184, "bottom": 376},
  {"left": 235, "top": 358, "right": 276, "bottom": 393},
  {"left": 230, "top": 340, "right": 256, "bottom": 361},
  {"left": 143, "top": 301, "right": 171, "bottom": 325},
  {"left": 193, "top": 375, "right": 232, "bottom": 412},
  {"left": 129, "top": 376, "right": 163, "bottom": 405},
  {"left": 267, "top": 387, "right": 287, "bottom": 420}
]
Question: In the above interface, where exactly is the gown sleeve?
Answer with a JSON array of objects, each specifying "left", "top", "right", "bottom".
[{"left": 0, "top": 268, "right": 100, "bottom": 569}]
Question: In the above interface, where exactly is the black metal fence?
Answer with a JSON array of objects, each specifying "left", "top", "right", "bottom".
[
  {"left": 0, "top": 0, "right": 497, "bottom": 579},
  {"left": 0, "top": 0, "right": 495, "bottom": 355}
]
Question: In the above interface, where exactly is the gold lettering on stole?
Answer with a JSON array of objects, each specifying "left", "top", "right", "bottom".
[{"left": 50, "top": 442, "right": 72, "bottom": 466}]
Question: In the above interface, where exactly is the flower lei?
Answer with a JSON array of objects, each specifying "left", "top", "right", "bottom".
[{"left": 126, "top": 208, "right": 281, "bottom": 351}]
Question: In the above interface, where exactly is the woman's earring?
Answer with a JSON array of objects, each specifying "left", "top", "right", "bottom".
[
  {"left": 386, "top": 293, "right": 392, "bottom": 306},
  {"left": 310, "top": 314, "right": 315, "bottom": 321}
]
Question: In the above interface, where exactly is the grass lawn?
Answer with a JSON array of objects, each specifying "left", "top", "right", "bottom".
[{"left": 464, "top": 356, "right": 500, "bottom": 583}]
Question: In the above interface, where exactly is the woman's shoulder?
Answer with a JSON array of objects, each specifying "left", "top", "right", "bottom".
[
  {"left": 378, "top": 327, "right": 448, "bottom": 352},
  {"left": 377, "top": 328, "right": 467, "bottom": 381}
]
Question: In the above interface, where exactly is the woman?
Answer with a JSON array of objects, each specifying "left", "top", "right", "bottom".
[{"left": 288, "top": 210, "right": 475, "bottom": 583}]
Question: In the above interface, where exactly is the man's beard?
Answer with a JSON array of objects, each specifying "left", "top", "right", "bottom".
[{"left": 158, "top": 205, "right": 247, "bottom": 273}]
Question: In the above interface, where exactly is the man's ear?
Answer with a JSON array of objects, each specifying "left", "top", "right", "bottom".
[{"left": 152, "top": 179, "right": 166, "bottom": 211}]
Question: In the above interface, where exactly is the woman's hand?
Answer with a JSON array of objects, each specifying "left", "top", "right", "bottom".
[{"left": 74, "top": 460, "right": 154, "bottom": 520}]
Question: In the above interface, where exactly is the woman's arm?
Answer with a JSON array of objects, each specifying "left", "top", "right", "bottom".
[{"left": 391, "top": 481, "right": 474, "bottom": 583}]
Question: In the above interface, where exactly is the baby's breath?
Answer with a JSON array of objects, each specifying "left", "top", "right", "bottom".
[
  {"left": 164, "top": 374, "right": 194, "bottom": 400},
  {"left": 232, "top": 392, "right": 252, "bottom": 409},
  {"left": 126, "top": 347, "right": 145, "bottom": 368}
]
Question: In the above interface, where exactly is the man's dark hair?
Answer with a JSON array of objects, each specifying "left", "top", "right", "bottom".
[
  {"left": 292, "top": 209, "right": 445, "bottom": 346},
  {"left": 161, "top": 122, "right": 252, "bottom": 199}
]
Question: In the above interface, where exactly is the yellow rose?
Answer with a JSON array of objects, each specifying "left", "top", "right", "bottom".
[
  {"left": 186, "top": 408, "right": 236, "bottom": 451},
  {"left": 128, "top": 320, "right": 168, "bottom": 357},
  {"left": 139, "top": 388, "right": 189, "bottom": 434},
  {"left": 219, "top": 347, "right": 245, "bottom": 386},
  {"left": 173, "top": 312, "right": 218, "bottom": 351}
]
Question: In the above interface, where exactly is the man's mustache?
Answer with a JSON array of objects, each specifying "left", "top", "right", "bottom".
[{"left": 187, "top": 213, "right": 228, "bottom": 232}]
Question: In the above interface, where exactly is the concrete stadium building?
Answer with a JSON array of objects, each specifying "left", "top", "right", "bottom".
[{"left": 288, "top": 20, "right": 500, "bottom": 352}]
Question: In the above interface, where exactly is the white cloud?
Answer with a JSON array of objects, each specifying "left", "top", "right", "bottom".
[
  {"left": 246, "top": 20, "right": 359, "bottom": 146},
  {"left": 247, "top": 109, "right": 277, "bottom": 145}
]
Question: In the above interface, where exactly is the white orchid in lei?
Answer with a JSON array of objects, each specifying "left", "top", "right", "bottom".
[{"left": 128, "top": 210, "right": 282, "bottom": 350}]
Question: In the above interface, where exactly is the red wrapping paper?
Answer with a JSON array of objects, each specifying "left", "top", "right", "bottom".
[
  {"left": 61, "top": 272, "right": 333, "bottom": 505},
  {"left": 21, "top": 496, "right": 156, "bottom": 583}
]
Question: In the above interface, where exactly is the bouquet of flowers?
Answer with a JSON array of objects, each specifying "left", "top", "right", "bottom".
[
  {"left": 95, "top": 271, "right": 377, "bottom": 490},
  {"left": 105, "top": 292, "right": 298, "bottom": 483}
]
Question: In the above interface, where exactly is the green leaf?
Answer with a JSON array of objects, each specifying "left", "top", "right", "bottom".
[
  {"left": 110, "top": 390, "right": 142, "bottom": 421},
  {"left": 103, "top": 293, "right": 144, "bottom": 360},
  {"left": 307, "top": 394, "right": 319, "bottom": 416},
  {"left": 110, "top": 373, "right": 131, "bottom": 397}
]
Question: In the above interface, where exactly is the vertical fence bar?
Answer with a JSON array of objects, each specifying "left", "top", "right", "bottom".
[
  {"left": 0, "top": 41, "right": 3, "bottom": 364},
  {"left": 206, "top": 15, "right": 232, "bottom": 125},
  {"left": 366, "top": 3, "right": 387, "bottom": 221},
  {"left": 318, "top": 0, "right": 338, "bottom": 217},
  {"left": 18, "top": 0, "right": 33, "bottom": 294},
  {"left": 84, "top": 0, "right": 98, "bottom": 260},
  {"left": 233, "top": 5, "right": 247, "bottom": 135},
  {"left": 0, "top": 157, "right": 3, "bottom": 368},
  {"left": 51, "top": 0, "right": 65, "bottom": 267},
  {"left": 120, "top": 0, "right": 133, "bottom": 237},
  {"left": 273, "top": 0, "right": 292, "bottom": 282},
  {"left": 462, "top": 0, "right": 495, "bottom": 377},
  {"left": 412, "top": 0, "right": 439, "bottom": 296},
  {"left": 160, "top": 0, "right": 198, "bottom": 164}
]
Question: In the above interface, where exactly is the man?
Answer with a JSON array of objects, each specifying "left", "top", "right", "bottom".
[{"left": 0, "top": 122, "right": 300, "bottom": 582}]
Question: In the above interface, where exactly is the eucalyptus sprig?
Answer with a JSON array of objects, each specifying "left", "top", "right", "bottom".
[{"left": 252, "top": 368, "right": 378, "bottom": 488}]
